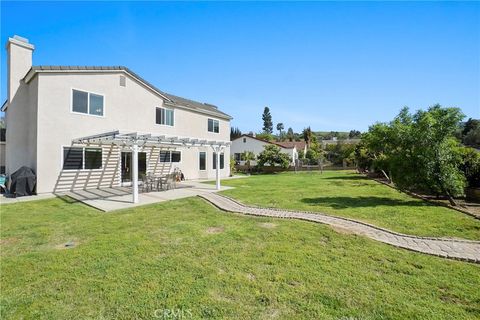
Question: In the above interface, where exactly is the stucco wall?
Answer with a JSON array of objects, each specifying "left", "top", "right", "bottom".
[
  {"left": 5, "top": 77, "right": 38, "bottom": 176},
  {"left": 34, "top": 71, "right": 230, "bottom": 193},
  {"left": 0, "top": 142, "right": 6, "bottom": 173}
]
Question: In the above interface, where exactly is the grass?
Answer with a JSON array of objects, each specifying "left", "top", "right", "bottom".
[
  {"left": 1, "top": 196, "right": 480, "bottom": 319},
  {"left": 219, "top": 171, "right": 480, "bottom": 240}
]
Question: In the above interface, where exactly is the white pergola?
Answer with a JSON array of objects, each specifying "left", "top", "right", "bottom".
[{"left": 73, "top": 130, "right": 230, "bottom": 203}]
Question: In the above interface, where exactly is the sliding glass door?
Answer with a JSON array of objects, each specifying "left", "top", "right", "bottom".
[{"left": 121, "top": 151, "right": 147, "bottom": 183}]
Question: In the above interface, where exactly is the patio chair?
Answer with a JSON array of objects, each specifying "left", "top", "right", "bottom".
[
  {"left": 160, "top": 173, "right": 176, "bottom": 191},
  {"left": 141, "top": 174, "right": 155, "bottom": 192}
]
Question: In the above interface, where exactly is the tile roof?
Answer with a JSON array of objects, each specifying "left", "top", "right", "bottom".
[
  {"left": 232, "top": 134, "right": 296, "bottom": 149},
  {"left": 27, "top": 66, "right": 232, "bottom": 120},
  {"left": 275, "top": 141, "right": 307, "bottom": 150}
]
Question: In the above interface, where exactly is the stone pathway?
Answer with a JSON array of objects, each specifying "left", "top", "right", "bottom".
[{"left": 198, "top": 193, "right": 480, "bottom": 263}]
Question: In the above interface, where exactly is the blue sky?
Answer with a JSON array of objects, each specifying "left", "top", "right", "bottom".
[{"left": 1, "top": 1, "right": 479, "bottom": 132}]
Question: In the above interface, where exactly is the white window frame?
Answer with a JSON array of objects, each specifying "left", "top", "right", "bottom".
[
  {"left": 207, "top": 118, "right": 220, "bottom": 133},
  {"left": 170, "top": 150, "right": 182, "bottom": 163},
  {"left": 71, "top": 88, "right": 106, "bottom": 118},
  {"left": 199, "top": 151, "right": 207, "bottom": 171},
  {"left": 159, "top": 150, "right": 182, "bottom": 164},
  {"left": 61, "top": 145, "right": 103, "bottom": 171},
  {"left": 155, "top": 107, "right": 175, "bottom": 127}
]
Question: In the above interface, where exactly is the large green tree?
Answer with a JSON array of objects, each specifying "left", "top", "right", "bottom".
[
  {"left": 361, "top": 105, "right": 467, "bottom": 205},
  {"left": 262, "top": 107, "right": 273, "bottom": 134}
]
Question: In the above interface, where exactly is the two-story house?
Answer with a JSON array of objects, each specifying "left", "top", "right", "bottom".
[{"left": 2, "top": 36, "right": 232, "bottom": 197}]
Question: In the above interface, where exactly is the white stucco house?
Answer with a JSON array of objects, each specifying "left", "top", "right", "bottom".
[
  {"left": 231, "top": 134, "right": 299, "bottom": 165},
  {"left": 2, "top": 35, "right": 232, "bottom": 199}
]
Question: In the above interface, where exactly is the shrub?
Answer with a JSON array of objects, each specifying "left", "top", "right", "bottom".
[{"left": 257, "top": 145, "right": 291, "bottom": 170}]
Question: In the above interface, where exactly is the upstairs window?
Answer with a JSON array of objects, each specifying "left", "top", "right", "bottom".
[
  {"left": 156, "top": 107, "right": 174, "bottom": 126},
  {"left": 63, "top": 147, "right": 102, "bottom": 170},
  {"left": 72, "top": 89, "right": 104, "bottom": 116},
  {"left": 208, "top": 118, "right": 219, "bottom": 133}
]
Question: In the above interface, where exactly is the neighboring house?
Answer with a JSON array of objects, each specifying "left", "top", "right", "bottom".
[
  {"left": 231, "top": 134, "right": 297, "bottom": 165},
  {"left": 274, "top": 140, "right": 307, "bottom": 155},
  {"left": 0, "top": 128, "right": 5, "bottom": 174},
  {"left": 3, "top": 35, "right": 232, "bottom": 194}
]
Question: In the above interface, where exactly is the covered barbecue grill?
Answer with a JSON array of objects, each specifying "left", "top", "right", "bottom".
[{"left": 10, "top": 166, "right": 36, "bottom": 197}]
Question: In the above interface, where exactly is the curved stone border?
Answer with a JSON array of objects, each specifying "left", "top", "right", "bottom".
[{"left": 198, "top": 193, "right": 480, "bottom": 263}]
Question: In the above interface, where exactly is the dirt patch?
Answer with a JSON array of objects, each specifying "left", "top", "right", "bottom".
[
  {"left": 0, "top": 237, "right": 19, "bottom": 246},
  {"left": 205, "top": 227, "right": 224, "bottom": 234},
  {"left": 262, "top": 307, "right": 281, "bottom": 319},
  {"left": 246, "top": 273, "right": 256, "bottom": 281},
  {"left": 259, "top": 222, "right": 277, "bottom": 229}
]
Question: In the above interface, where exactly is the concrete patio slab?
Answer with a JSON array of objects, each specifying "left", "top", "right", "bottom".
[
  {"left": 1, "top": 193, "right": 56, "bottom": 204},
  {"left": 59, "top": 180, "right": 233, "bottom": 212}
]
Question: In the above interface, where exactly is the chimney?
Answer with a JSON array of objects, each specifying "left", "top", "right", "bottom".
[{"left": 6, "top": 35, "right": 34, "bottom": 103}]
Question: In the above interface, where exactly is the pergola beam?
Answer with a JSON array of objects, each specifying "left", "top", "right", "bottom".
[{"left": 72, "top": 131, "right": 231, "bottom": 203}]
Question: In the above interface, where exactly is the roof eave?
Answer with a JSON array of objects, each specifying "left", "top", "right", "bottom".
[
  {"left": 1, "top": 100, "right": 8, "bottom": 112},
  {"left": 164, "top": 101, "right": 232, "bottom": 120},
  {"left": 24, "top": 67, "right": 233, "bottom": 121}
]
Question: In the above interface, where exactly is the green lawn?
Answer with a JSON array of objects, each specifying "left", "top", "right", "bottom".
[
  {"left": 219, "top": 171, "right": 480, "bottom": 240},
  {"left": 1, "top": 197, "right": 479, "bottom": 319}
]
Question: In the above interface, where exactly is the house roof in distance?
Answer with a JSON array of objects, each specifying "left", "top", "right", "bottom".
[
  {"left": 275, "top": 140, "right": 307, "bottom": 150},
  {"left": 24, "top": 66, "right": 232, "bottom": 120},
  {"left": 232, "top": 134, "right": 296, "bottom": 149}
]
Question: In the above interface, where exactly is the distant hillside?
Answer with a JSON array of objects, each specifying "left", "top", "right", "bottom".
[{"left": 313, "top": 131, "right": 350, "bottom": 140}]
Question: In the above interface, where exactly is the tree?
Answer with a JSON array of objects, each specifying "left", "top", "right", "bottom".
[
  {"left": 276, "top": 123, "right": 284, "bottom": 137},
  {"left": 458, "top": 146, "right": 480, "bottom": 188},
  {"left": 241, "top": 151, "right": 256, "bottom": 172},
  {"left": 463, "top": 126, "right": 480, "bottom": 148},
  {"left": 257, "top": 145, "right": 291, "bottom": 169},
  {"left": 229, "top": 155, "right": 236, "bottom": 176},
  {"left": 462, "top": 118, "right": 480, "bottom": 137},
  {"left": 349, "top": 130, "right": 361, "bottom": 139},
  {"left": 256, "top": 132, "right": 274, "bottom": 141},
  {"left": 262, "top": 107, "right": 273, "bottom": 134},
  {"left": 0, "top": 117, "right": 5, "bottom": 129},
  {"left": 302, "top": 127, "right": 313, "bottom": 148},
  {"left": 286, "top": 127, "right": 294, "bottom": 141},
  {"left": 230, "top": 127, "right": 242, "bottom": 141},
  {"left": 354, "top": 142, "right": 373, "bottom": 172},
  {"left": 361, "top": 105, "right": 467, "bottom": 205}
]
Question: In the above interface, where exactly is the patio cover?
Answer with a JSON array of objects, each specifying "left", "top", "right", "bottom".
[{"left": 73, "top": 130, "right": 230, "bottom": 203}]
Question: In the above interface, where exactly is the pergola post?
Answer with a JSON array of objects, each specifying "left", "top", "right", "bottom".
[
  {"left": 132, "top": 143, "right": 139, "bottom": 203},
  {"left": 215, "top": 146, "right": 221, "bottom": 190}
]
